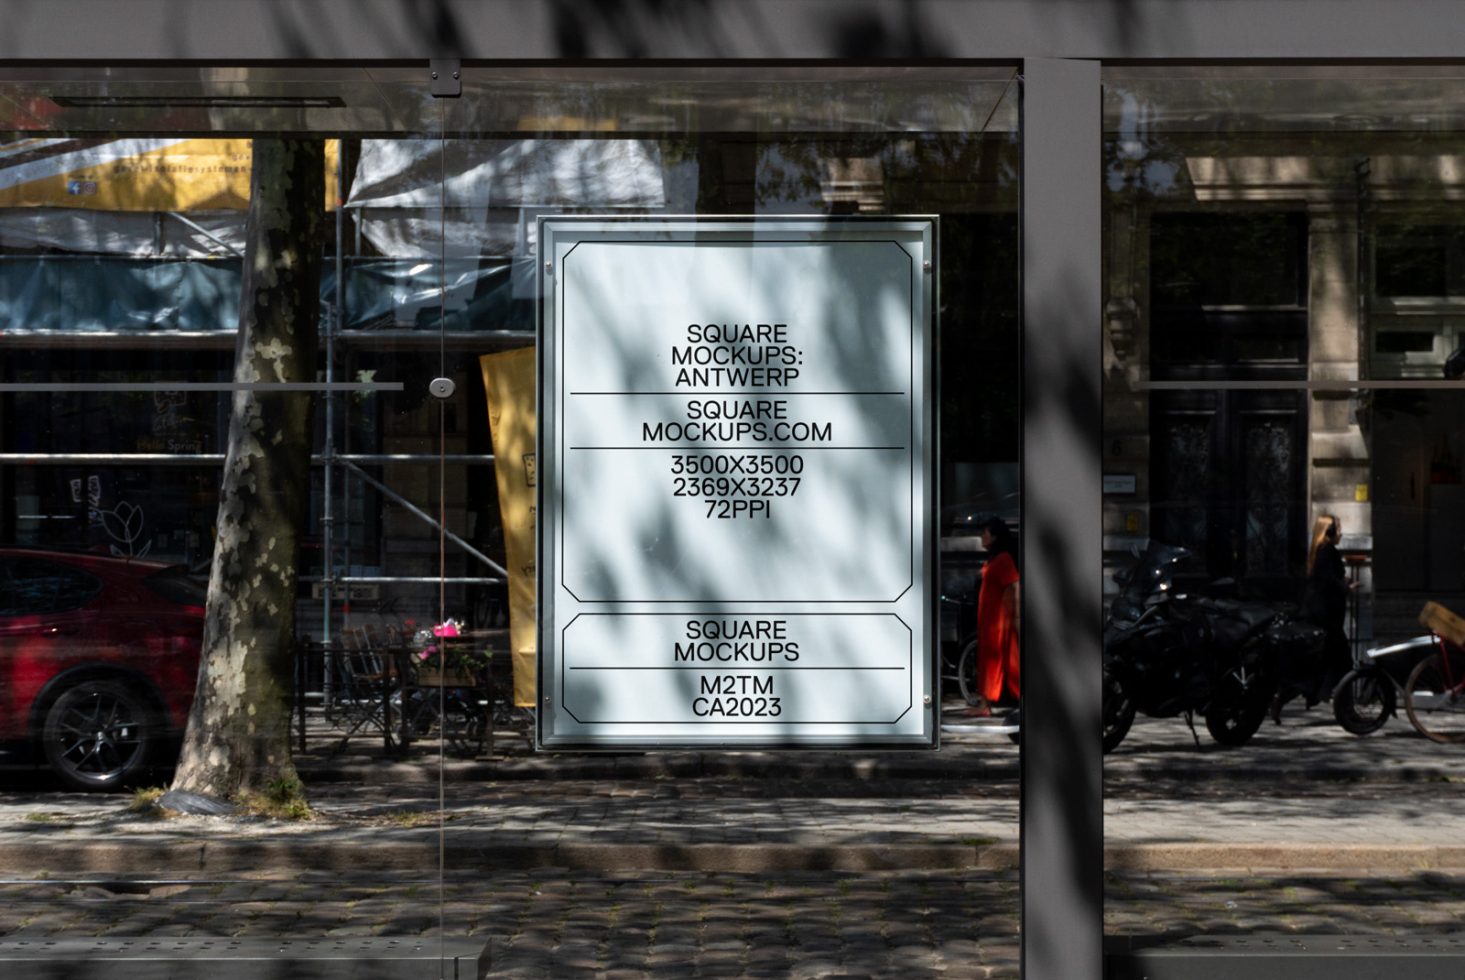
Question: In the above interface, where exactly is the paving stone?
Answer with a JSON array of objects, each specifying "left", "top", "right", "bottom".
[
  {"left": 701, "top": 938, "right": 746, "bottom": 951},
  {"left": 5, "top": 715, "right": 1465, "bottom": 979}
]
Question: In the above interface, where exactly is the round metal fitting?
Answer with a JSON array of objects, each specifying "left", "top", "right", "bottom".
[{"left": 428, "top": 377, "right": 456, "bottom": 399}]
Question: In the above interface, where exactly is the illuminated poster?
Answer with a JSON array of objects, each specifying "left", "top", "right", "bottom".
[{"left": 538, "top": 218, "right": 934, "bottom": 747}]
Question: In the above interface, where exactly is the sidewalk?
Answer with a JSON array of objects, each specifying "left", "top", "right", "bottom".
[
  {"left": 0, "top": 706, "right": 1462, "bottom": 977},
  {"left": 0, "top": 707, "right": 1461, "bottom": 875}
]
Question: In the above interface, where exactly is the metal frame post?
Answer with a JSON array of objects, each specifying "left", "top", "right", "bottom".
[
  {"left": 320, "top": 147, "right": 345, "bottom": 706},
  {"left": 1020, "top": 56, "right": 1104, "bottom": 980}
]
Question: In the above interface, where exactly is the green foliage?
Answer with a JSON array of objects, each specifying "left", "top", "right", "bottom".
[
  {"left": 126, "top": 787, "right": 166, "bottom": 816},
  {"left": 238, "top": 775, "right": 313, "bottom": 821}
]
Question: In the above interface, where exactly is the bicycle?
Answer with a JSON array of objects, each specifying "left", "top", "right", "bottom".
[
  {"left": 400, "top": 683, "right": 487, "bottom": 757},
  {"left": 1402, "top": 602, "right": 1465, "bottom": 743},
  {"left": 938, "top": 636, "right": 983, "bottom": 707},
  {"left": 939, "top": 591, "right": 983, "bottom": 707}
]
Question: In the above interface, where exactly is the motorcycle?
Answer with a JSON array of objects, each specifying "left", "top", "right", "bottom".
[{"left": 1103, "top": 541, "right": 1326, "bottom": 752}]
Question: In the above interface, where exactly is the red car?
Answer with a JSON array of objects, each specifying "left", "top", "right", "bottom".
[{"left": 0, "top": 549, "right": 205, "bottom": 791}]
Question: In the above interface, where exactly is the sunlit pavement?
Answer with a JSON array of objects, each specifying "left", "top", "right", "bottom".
[
  {"left": 0, "top": 704, "right": 1462, "bottom": 976},
  {"left": 1105, "top": 709, "right": 1465, "bottom": 958}
]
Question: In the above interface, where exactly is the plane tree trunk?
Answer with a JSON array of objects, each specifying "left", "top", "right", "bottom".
[{"left": 170, "top": 138, "right": 323, "bottom": 800}]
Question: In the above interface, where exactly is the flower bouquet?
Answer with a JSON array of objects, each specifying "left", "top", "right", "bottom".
[{"left": 411, "top": 619, "right": 482, "bottom": 687}]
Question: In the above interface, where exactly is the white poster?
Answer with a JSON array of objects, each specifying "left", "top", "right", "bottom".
[{"left": 539, "top": 218, "right": 934, "bottom": 747}]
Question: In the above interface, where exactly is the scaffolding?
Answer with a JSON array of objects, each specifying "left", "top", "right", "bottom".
[{"left": 0, "top": 162, "right": 521, "bottom": 657}]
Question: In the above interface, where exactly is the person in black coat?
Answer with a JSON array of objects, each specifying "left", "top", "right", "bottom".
[{"left": 1302, "top": 513, "right": 1354, "bottom": 702}]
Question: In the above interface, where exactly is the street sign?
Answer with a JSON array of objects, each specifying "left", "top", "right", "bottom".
[{"left": 538, "top": 217, "right": 935, "bottom": 748}]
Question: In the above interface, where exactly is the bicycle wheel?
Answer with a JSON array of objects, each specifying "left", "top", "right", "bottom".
[
  {"left": 1404, "top": 651, "right": 1465, "bottom": 743},
  {"left": 437, "top": 692, "right": 486, "bottom": 757},
  {"left": 1332, "top": 667, "right": 1395, "bottom": 736},
  {"left": 956, "top": 639, "right": 982, "bottom": 707}
]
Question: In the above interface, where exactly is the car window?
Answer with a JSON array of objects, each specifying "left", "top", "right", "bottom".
[
  {"left": 144, "top": 568, "right": 208, "bottom": 607},
  {"left": 0, "top": 559, "right": 104, "bottom": 616}
]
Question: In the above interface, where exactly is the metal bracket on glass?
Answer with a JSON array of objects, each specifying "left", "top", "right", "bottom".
[
  {"left": 429, "top": 377, "right": 456, "bottom": 399},
  {"left": 430, "top": 58, "right": 461, "bottom": 98}
]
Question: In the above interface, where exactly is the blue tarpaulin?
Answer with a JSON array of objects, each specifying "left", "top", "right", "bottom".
[{"left": 0, "top": 256, "right": 535, "bottom": 334}]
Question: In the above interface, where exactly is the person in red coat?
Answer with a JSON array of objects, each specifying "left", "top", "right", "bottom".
[{"left": 975, "top": 516, "right": 1021, "bottom": 715}]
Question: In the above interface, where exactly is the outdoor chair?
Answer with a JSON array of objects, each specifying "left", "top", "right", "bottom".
[{"left": 325, "top": 625, "right": 404, "bottom": 754}]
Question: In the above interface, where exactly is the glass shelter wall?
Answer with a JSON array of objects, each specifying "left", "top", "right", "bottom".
[
  {"left": 1103, "top": 65, "right": 1465, "bottom": 933},
  {"left": 436, "top": 68, "right": 1021, "bottom": 745},
  {"left": 1104, "top": 67, "right": 1465, "bottom": 649},
  {"left": 0, "top": 64, "right": 1022, "bottom": 965}
]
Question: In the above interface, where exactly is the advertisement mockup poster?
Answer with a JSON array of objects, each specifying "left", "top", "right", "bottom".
[{"left": 538, "top": 218, "right": 934, "bottom": 747}]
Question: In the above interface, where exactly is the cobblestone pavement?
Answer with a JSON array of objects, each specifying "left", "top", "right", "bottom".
[
  {"left": 0, "top": 871, "right": 1020, "bottom": 978},
  {"left": 1101, "top": 707, "right": 1456, "bottom": 777},
  {"left": 2, "top": 708, "right": 1465, "bottom": 975},
  {"left": 1105, "top": 871, "right": 1465, "bottom": 938},
  {"left": 4, "top": 867, "right": 1465, "bottom": 977}
]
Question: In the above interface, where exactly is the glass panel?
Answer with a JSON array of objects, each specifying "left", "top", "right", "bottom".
[
  {"left": 1104, "top": 66, "right": 1465, "bottom": 947},
  {"left": 442, "top": 66, "right": 1024, "bottom": 970},
  {"left": 0, "top": 64, "right": 1022, "bottom": 976},
  {"left": 0, "top": 66, "right": 480, "bottom": 968}
]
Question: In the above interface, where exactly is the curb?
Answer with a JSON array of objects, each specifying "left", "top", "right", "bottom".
[
  {"left": 3, "top": 839, "right": 1464, "bottom": 875},
  {"left": 1103, "top": 844, "right": 1465, "bottom": 874},
  {"left": 293, "top": 757, "right": 1456, "bottom": 786},
  {"left": 0, "top": 840, "right": 1022, "bottom": 874},
  {"left": 293, "top": 756, "right": 1024, "bottom": 785}
]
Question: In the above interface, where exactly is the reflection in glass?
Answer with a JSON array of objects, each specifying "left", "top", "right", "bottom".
[
  {"left": 0, "top": 65, "right": 1024, "bottom": 970},
  {"left": 1103, "top": 66, "right": 1465, "bottom": 950}
]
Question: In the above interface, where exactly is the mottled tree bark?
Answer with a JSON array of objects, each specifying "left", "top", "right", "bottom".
[{"left": 171, "top": 139, "right": 323, "bottom": 799}]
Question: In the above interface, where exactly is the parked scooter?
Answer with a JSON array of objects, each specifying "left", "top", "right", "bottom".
[
  {"left": 1332, "top": 634, "right": 1435, "bottom": 735},
  {"left": 1103, "top": 541, "right": 1326, "bottom": 752}
]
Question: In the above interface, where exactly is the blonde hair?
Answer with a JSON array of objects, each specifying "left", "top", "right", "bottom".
[{"left": 1308, "top": 513, "right": 1340, "bottom": 574}]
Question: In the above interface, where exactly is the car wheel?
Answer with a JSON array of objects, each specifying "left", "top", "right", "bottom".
[{"left": 41, "top": 680, "right": 155, "bottom": 791}]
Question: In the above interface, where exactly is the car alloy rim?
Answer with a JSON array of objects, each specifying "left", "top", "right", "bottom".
[{"left": 54, "top": 692, "right": 141, "bottom": 779}]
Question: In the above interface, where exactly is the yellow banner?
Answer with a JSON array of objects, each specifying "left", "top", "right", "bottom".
[
  {"left": 0, "top": 138, "right": 339, "bottom": 211},
  {"left": 480, "top": 348, "right": 538, "bottom": 708}
]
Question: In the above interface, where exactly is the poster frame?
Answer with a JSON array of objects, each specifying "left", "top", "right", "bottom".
[{"left": 536, "top": 214, "right": 939, "bottom": 750}]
